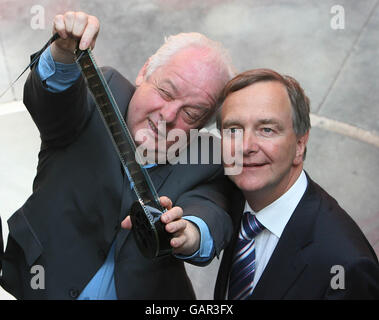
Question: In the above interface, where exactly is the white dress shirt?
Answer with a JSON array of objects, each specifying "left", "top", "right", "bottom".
[{"left": 243, "top": 170, "right": 308, "bottom": 291}]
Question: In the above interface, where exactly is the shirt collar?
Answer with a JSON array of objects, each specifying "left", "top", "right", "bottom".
[{"left": 243, "top": 170, "right": 308, "bottom": 238}]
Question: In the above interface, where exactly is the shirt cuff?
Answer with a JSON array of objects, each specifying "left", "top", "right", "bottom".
[
  {"left": 37, "top": 46, "right": 81, "bottom": 92},
  {"left": 174, "top": 216, "right": 214, "bottom": 262}
]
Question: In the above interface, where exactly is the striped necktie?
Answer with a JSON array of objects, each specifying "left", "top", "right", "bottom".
[{"left": 228, "top": 212, "right": 265, "bottom": 300}]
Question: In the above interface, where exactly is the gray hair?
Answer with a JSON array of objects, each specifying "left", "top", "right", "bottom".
[{"left": 145, "top": 32, "right": 236, "bottom": 87}]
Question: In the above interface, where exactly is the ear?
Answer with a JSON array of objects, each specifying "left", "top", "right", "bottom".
[
  {"left": 294, "top": 130, "right": 309, "bottom": 165},
  {"left": 135, "top": 58, "right": 151, "bottom": 86}
]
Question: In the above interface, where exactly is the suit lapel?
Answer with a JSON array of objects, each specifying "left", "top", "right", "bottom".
[
  {"left": 215, "top": 190, "right": 245, "bottom": 299},
  {"left": 250, "top": 228, "right": 308, "bottom": 299},
  {"left": 250, "top": 177, "right": 321, "bottom": 299}
]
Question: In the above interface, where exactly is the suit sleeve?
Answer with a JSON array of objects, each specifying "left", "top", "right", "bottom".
[
  {"left": 23, "top": 57, "right": 93, "bottom": 148},
  {"left": 324, "top": 256, "right": 379, "bottom": 299},
  {"left": 175, "top": 167, "right": 235, "bottom": 265}
]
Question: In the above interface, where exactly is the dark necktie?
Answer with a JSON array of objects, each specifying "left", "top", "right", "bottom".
[{"left": 228, "top": 212, "right": 265, "bottom": 300}]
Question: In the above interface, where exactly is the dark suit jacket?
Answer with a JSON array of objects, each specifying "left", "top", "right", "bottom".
[
  {"left": 215, "top": 174, "right": 379, "bottom": 299},
  {"left": 0, "top": 64, "right": 234, "bottom": 299}
]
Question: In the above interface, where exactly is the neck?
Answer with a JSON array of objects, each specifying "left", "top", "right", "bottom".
[{"left": 244, "top": 165, "right": 303, "bottom": 212}]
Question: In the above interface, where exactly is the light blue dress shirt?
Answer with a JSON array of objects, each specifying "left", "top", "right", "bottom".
[{"left": 37, "top": 47, "right": 215, "bottom": 299}]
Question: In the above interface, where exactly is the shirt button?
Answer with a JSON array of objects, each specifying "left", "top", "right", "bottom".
[{"left": 69, "top": 288, "right": 79, "bottom": 299}]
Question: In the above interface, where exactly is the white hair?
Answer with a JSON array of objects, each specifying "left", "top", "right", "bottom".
[{"left": 144, "top": 32, "right": 236, "bottom": 84}]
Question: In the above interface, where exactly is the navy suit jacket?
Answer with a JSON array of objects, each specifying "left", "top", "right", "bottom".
[
  {"left": 1, "top": 64, "right": 234, "bottom": 299},
  {"left": 215, "top": 174, "right": 379, "bottom": 299}
]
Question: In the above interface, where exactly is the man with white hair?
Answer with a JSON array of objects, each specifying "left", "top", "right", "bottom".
[{"left": 1, "top": 11, "right": 236, "bottom": 299}]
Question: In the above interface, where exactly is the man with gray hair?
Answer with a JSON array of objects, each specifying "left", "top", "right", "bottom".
[
  {"left": 215, "top": 68, "right": 379, "bottom": 300},
  {"left": 1, "top": 11, "right": 235, "bottom": 299}
]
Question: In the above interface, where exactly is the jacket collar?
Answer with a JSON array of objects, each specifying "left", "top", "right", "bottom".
[{"left": 250, "top": 174, "right": 321, "bottom": 299}]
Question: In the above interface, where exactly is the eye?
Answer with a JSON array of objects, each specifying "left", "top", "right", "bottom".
[
  {"left": 157, "top": 87, "right": 173, "bottom": 101},
  {"left": 260, "top": 127, "right": 275, "bottom": 136},
  {"left": 182, "top": 111, "right": 199, "bottom": 124},
  {"left": 225, "top": 127, "right": 242, "bottom": 135},
  {"left": 182, "top": 107, "right": 207, "bottom": 124},
  {"left": 184, "top": 110, "right": 196, "bottom": 119}
]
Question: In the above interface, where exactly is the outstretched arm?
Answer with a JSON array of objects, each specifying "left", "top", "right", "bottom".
[{"left": 23, "top": 11, "right": 101, "bottom": 148}]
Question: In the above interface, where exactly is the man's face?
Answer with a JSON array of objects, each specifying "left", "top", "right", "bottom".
[
  {"left": 221, "top": 81, "right": 307, "bottom": 209},
  {"left": 127, "top": 47, "right": 224, "bottom": 157}
]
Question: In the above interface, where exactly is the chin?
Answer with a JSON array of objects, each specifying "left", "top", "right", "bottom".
[{"left": 228, "top": 174, "right": 267, "bottom": 193}]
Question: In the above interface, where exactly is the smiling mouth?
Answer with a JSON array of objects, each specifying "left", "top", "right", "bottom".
[
  {"left": 243, "top": 163, "right": 268, "bottom": 168},
  {"left": 148, "top": 119, "right": 158, "bottom": 134},
  {"left": 148, "top": 119, "right": 166, "bottom": 138}
]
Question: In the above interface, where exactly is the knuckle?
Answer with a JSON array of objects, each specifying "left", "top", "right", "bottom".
[
  {"left": 72, "top": 30, "right": 81, "bottom": 37},
  {"left": 175, "top": 206, "right": 183, "bottom": 216},
  {"left": 54, "top": 14, "right": 63, "bottom": 23},
  {"left": 75, "top": 11, "right": 88, "bottom": 22},
  {"left": 64, "top": 11, "right": 75, "bottom": 19},
  {"left": 53, "top": 19, "right": 64, "bottom": 31},
  {"left": 88, "top": 15, "right": 100, "bottom": 28},
  {"left": 162, "top": 212, "right": 171, "bottom": 222},
  {"left": 166, "top": 223, "right": 174, "bottom": 233}
]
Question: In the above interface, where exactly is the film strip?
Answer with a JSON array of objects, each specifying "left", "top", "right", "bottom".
[{"left": 74, "top": 47, "right": 172, "bottom": 259}]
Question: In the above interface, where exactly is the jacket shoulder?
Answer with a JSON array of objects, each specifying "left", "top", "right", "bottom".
[
  {"left": 306, "top": 177, "right": 377, "bottom": 264},
  {"left": 99, "top": 66, "right": 135, "bottom": 116}
]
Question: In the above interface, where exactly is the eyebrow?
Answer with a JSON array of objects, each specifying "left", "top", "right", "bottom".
[
  {"left": 258, "top": 118, "right": 284, "bottom": 129},
  {"left": 258, "top": 118, "right": 280, "bottom": 125},
  {"left": 160, "top": 79, "right": 179, "bottom": 96},
  {"left": 222, "top": 119, "right": 241, "bottom": 128},
  {"left": 160, "top": 79, "right": 216, "bottom": 113},
  {"left": 222, "top": 118, "right": 284, "bottom": 129}
]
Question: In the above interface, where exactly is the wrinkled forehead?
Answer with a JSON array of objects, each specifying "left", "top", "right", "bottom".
[
  {"left": 155, "top": 48, "right": 227, "bottom": 108},
  {"left": 168, "top": 47, "right": 227, "bottom": 91}
]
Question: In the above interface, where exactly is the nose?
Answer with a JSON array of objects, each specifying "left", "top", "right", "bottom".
[
  {"left": 243, "top": 131, "right": 259, "bottom": 155},
  {"left": 159, "top": 101, "right": 181, "bottom": 124}
]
